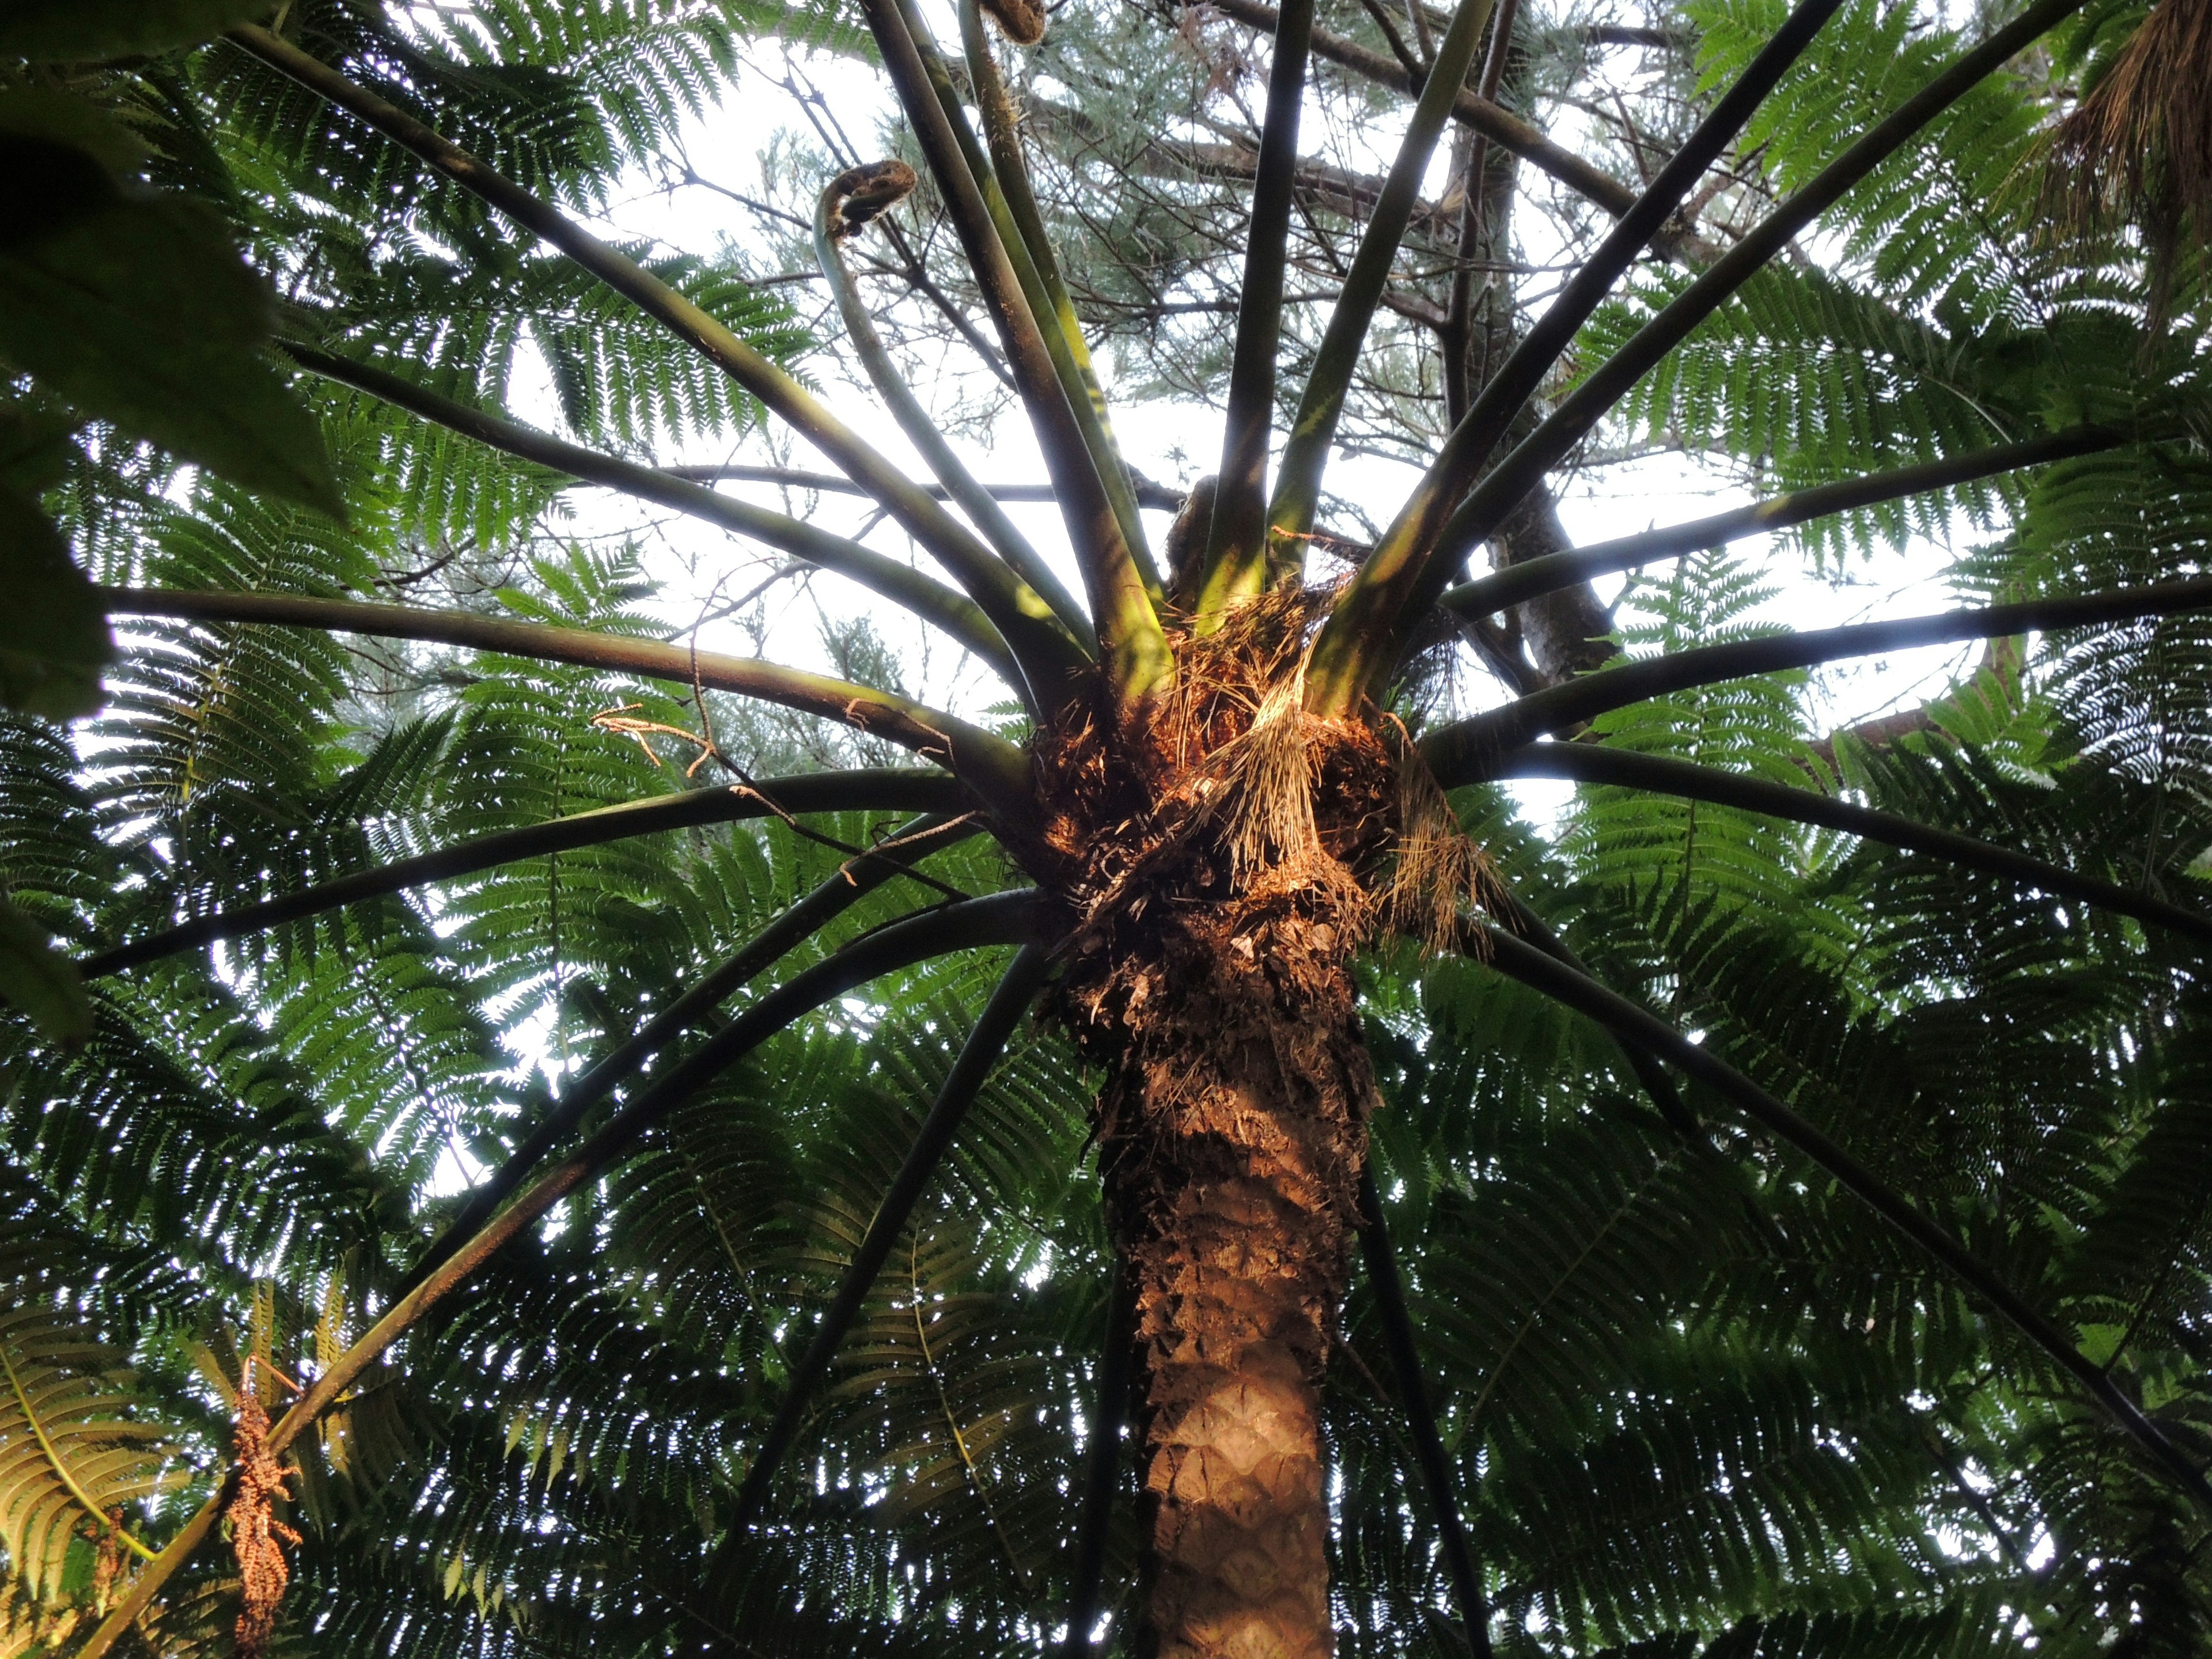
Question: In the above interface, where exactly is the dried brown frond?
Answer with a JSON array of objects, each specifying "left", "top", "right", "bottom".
[
  {"left": 2046, "top": 0, "right": 2212, "bottom": 319},
  {"left": 1213, "top": 665, "right": 1324, "bottom": 879},
  {"left": 823, "top": 159, "right": 919, "bottom": 238},
  {"left": 228, "top": 1391, "right": 300, "bottom": 1659},
  {"left": 980, "top": 0, "right": 1048, "bottom": 44},
  {"left": 1382, "top": 737, "right": 1499, "bottom": 955}
]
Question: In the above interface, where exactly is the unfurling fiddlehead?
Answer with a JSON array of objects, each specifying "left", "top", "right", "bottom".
[{"left": 823, "top": 159, "right": 921, "bottom": 236}]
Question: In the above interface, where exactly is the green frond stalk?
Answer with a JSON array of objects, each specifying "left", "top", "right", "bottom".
[
  {"left": 103, "top": 585, "right": 1035, "bottom": 804},
  {"left": 399, "top": 813, "right": 983, "bottom": 1297},
  {"left": 1503, "top": 744, "right": 2212, "bottom": 948},
  {"left": 1475, "top": 923, "right": 2212, "bottom": 1514},
  {"left": 286, "top": 343, "right": 1029, "bottom": 685},
  {"left": 1484, "top": 890, "right": 1715, "bottom": 1149},
  {"left": 1354, "top": 1169, "right": 1491, "bottom": 1657},
  {"left": 227, "top": 24, "right": 1090, "bottom": 704},
  {"left": 79, "top": 773, "right": 966, "bottom": 977},
  {"left": 75, "top": 893, "right": 1051, "bottom": 1659},
  {"left": 1261, "top": 0, "right": 1498, "bottom": 570},
  {"left": 1061, "top": 1265, "right": 1134, "bottom": 1659},
  {"left": 0, "top": 1348, "right": 156, "bottom": 1563},
  {"left": 811, "top": 173, "right": 1096, "bottom": 649},
  {"left": 725, "top": 942, "right": 1051, "bottom": 1532},
  {"left": 1439, "top": 425, "right": 2132, "bottom": 623},
  {"left": 1203, "top": 0, "right": 1707, "bottom": 260},
  {"left": 862, "top": 0, "right": 1172, "bottom": 702},
  {"left": 1442, "top": 0, "right": 1521, "bottom": 426},
  {"left": 1423, "top": 573, "right": 2212, "bottom": 774},
  {"left": 1306, "top": 0, "right": 2097, "bottom": 711},
  {"left": 1304, "top": 0, "right": 1851, "bottom": 713},
  {"left": 957, "top": 0, "right": 1161, "bottom": 589},
  {"left": 1193, "top": 0, "right": 1317, "bottom": 620}
]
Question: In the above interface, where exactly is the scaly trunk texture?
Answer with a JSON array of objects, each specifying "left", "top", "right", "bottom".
[
  {"left": 1033, "top": 594, "right": 1414, "bottom": 1657},
  {"left": 1099, "top": 871, "right": 1376, "bottom": 1658}
]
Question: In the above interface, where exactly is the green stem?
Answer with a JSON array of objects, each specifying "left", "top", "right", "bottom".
[
  {"left": 102, "top": 586, "right": 1035, "bottom": 805},
  {"left": 1497, "top": 743, "right": 2212, "bottom": 948},
  {"left": 725, "top": 942, "right": 1050, "bottom": 1531},
  {"left": 1306, "top": 0, "right": 1848, "bottom": 713},
  {"left": 1478, "top": 923, "right": 2212, "bottom": 1514},
  {"left": 810, "top": 185, "right": 1094, "bottom": 648},
  {"left": 1354, "top": 1171, "right": 1491, "bottom": 1657},
  {"left": 956, "top": 0, "right": 1161, "bottom": 594},
  {"left": 396, "top": 815, "right": 982, "bottom": 1298},
  {"left": 862, "top": 0, "right": 1172, "bottom": 700},
  {"left": 1438, "top": 425, "right": 2130, "bottom": 623},
  {"left": 1261, "top": 0, "right": 1497, "bottom": 570},
  {"left": 286, "top": 342, "right": 1026, "bottom": 685},
  {"left": 73, "top": 895, "right": 1051, "bottom": 1659},
  {"left": 76, "top": 1493, "right": 222, "bottom": 1659},
  {"left": 1309, "top": 0, "right": 2093, "bottom": 710},
  {"left": 78, "top": 772, "right": 968, "bottom": 978},
  {"left": 1205, "top": 0, "right": 1703, "bottom": 262},
  {"left": 1422, "top": 574, "right": 2212, "bottom": 778},
  {"left": 227, "top": 23, "right": 1086, "bottom": 704},
  {"left": 1195, "top": 0, "right": 1317, "bottom": 619},
  {"left": 1441, "top": 0, "right": 1520, "bottom": 426}
]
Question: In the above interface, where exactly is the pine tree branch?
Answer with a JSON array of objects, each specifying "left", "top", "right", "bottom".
[
  {"left": 1200, "top": 0, "right": 1711, "bottom": 262},
  {"left": 225, "top": 23, "right": 1089, "bottom": 704},
  {"left": 398, "top": 814, "right": 983, "bottom": 1298},
  {"left": 74, "top": 893, "right": 1051, "bottom": 1659},
  {"left": 863, "top": 0, "right": 1171, "bottom": 699},
  {"left": 1353, "top": 0, "right": 2094, "bottom": 684},
  {"left": 1260, "top": 0, "right": 1497, "bottom": 573},
  {"left": 1308, "top": 0, "right": 1849, "bottom": 713},
  {"left": 1425, "top": 575, "right": 2212, "bottom": 779},
  {"left": 1198, "top": 0, "right": 1317, "bottom": 614},
  {"left": 77, "top": 772, "right": 967, "bottom": 978},
  {"left": 1498, "top": 743, "right": 2212, "bottom": 946},
  {"left": 1437, "top": 426, "right": 2131, "bottom": 623},
  {"left": 1441, "top": 0, "right": 1519, "bottom": 428},
  {"left": 1355, "top": 1169, "right": 1493, "bottom": 1658},
  {"left": 103, "top": 585, "right": 1035, "bottom": 804},
  {"left": 285, "top": 342, "right": 1028, "bottom": 684},
  {"left": 1474, "top": 922, "right": 2212, "bottom": 1514},
  {"left": 723, "top": 943, "right": 1051, "bottom": 1533}
]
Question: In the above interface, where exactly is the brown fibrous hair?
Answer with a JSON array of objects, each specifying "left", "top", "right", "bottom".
[{"left": 2046, "top": 0, "right": 2212, "bottom": 319}]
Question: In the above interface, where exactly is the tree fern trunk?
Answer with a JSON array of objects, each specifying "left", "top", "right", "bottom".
[{"left": 1097, "top": 892, "right": 1374, "bottom": 1658}]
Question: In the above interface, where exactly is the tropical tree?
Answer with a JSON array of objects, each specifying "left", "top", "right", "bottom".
[{"left": 1, "top": 0, "right": 2211, "bottom": 1655}]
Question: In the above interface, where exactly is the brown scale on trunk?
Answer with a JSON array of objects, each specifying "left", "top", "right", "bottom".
[{"left": 1026, "top": 587, "right": 1472, "bottom": 1659}]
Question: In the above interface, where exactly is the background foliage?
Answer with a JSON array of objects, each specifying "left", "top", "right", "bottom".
[{"left": 1, "top": 0, "right": 2210, "bottom": 1654}]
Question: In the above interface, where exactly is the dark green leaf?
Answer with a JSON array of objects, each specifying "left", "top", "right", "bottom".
[
  {"left": 0, "top": 0, "right": 274, "bottom": 61},
  {"left": 0, "top": 484, "right": 109, "bottom": 718},
  {"left": 0, "top": 131, "right": 341, "bottom": 516},
  {"left": 0, "top": 890, "right": 89, "bottom": 1045}
]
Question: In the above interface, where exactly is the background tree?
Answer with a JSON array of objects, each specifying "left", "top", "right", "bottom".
[{"left": 0, "top": 0, "right": 2210, "bottom": 1656}]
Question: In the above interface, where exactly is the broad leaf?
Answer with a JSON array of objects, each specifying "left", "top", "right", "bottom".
[
  {"left": 0, "top": 107, "right": 341, "bottom": 518},
  {"left": 0, "top": 0, "right": 274, "bottom": 61},
  {"left": 0, "top": 891, "right": 90, "bottom": 1045},
  {"left": 0, "top": 486, "right": 109, "bottom": 722}
]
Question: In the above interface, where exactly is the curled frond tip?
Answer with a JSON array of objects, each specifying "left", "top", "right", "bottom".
[{"left": 824, "top": 159, "right": 920, "bottom": 238}]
